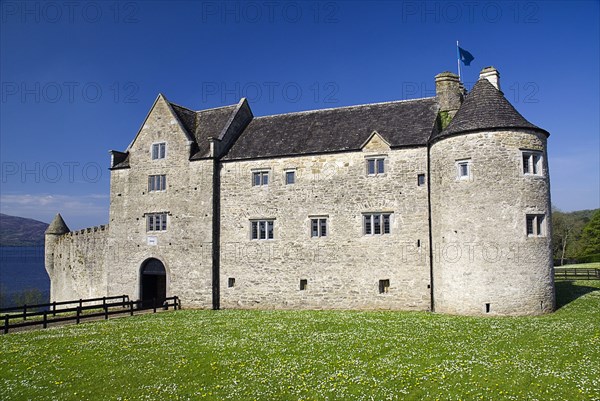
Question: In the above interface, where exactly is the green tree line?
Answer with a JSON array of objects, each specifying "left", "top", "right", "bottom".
[{"left": 552, "top": 208, "right": 600, "bottom": 265}]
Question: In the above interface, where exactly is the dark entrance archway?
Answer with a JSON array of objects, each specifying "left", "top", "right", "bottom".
[{"left": 140, "top": 258, "right": 166, "bottom": 307}]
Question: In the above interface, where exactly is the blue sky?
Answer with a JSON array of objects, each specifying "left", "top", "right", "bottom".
[{"left": 1, "top": 0, "right": 599, "bottom": 229}]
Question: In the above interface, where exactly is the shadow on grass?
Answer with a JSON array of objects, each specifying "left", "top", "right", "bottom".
[{"left": 555, "top": 281, "right": 600, "bottom": 309}]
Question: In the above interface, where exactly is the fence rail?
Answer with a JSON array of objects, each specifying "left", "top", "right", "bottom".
[
  {"left": 2, "top": 295, "right": 180, "bottom": 334},
  {"left": 554, "top": 268, "right": 600, "bottom": 281}
]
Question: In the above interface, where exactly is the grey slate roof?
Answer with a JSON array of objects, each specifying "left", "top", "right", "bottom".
[
  {"left": 223, "top": 98, "right": 439, "bottom": 160},
  {"left": 435, "top": 79, "right": 548, "bottom": 141},
  {"left": 170, "top": 103, "right": 238, "bottom": 159}
]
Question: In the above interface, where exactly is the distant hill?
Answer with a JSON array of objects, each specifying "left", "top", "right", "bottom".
[{"left": 0, "top": 214, "right": 49, "bottom": 247}]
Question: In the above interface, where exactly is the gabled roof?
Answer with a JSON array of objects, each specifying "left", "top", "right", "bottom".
[
  {"left": 170, "top": 103, "right": 239, "bottom": 159},
  {"left": 434, "top": 79, "right": 548, "bottom": 141},
  {"left": 223, "top": 98, "right": 439, "bottom": 160}
]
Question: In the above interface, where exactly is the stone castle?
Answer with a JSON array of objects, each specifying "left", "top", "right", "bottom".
[{"left": 45, "top": 67, "right": 555, "bottom": 316}]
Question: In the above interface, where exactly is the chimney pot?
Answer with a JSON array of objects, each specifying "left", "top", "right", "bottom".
[{"left": 479, "top": 66, "right": 500, "bottom": 90}]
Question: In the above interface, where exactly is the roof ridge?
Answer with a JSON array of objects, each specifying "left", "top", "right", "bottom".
[{"left": 252, "top": 97, "right": 437, "bottom": 120}]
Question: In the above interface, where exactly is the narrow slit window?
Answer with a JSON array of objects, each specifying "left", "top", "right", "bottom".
[
  {"left": 456, "top": 159, "right": 471, "bottom": 179},
  {"left": 417, "top": 174, "right": 426, "bottom": 186},
  {"left": 379, "top": 279, "right": 390, "bottom": 294},
  {"left": 300, "top": 279, "right": 308, "bottom": 291},
  {"left": 228, "top": 278, "right": 235, "bottom": 288}
]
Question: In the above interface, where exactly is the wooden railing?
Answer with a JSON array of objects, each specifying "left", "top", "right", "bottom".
[
  {"left": 2, "top": 295, "right": 181, "bottom": 334},
  {"left": 554, "top": 268, "right": 600, "bottom": 281}
]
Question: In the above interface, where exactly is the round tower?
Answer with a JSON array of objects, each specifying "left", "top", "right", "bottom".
[{"left": 430, "top": 67, "right": 554, "bottom": 316}]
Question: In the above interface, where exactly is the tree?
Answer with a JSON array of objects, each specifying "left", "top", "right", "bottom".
[
  {"left": 551, "top": 208, "right": 585, "bottom": 264},
  {"left": 577, "top": 210, "right": 600, "bottom": 258}
]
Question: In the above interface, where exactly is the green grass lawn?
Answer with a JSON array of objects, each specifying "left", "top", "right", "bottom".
[
  {"left": 558, "top": 262, "right": 600, "bottom": 269},
  {"left": 2, "top": 281, "right": 599, "bottom": 401}
]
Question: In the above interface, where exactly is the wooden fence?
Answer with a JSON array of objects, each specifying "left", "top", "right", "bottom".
[
  {"left": 554, "top": 268, "right": 600, "bottom": 281},
  {"left": 1, "top": 295, "right": 180, "bottom": 334}
]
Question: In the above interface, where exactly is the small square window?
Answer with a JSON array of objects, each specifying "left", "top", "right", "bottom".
[
  {"left": 310, "top": 218, "right": 328, "bottom": 237},
  {"left": 522, "top": 151, "right": 543, "bottom": 176},
  {"left": 456, "top": 159, "right": 471, "bottom": 180},
  {"left": 285, "top": 171, "right": 295, "bottom": 185},
  {"left": 228, "top": 278, "right": 235, "bottom": 288},
  {"left": 251, "top": 220, "right": 274, "bottom": 240},
  {"left": 300, "top": 279, "right": 308, "bottom": 291},
  {"left": 151, "top": 143, "right": 166, "bottom": 160},
  {"left": 366, "top": 157, "right": 385, "bottom": 176},
  {"left": 148, "top": 175, "right": 166, "bottom": 192},
  {"left": 364, "top": 213, "right": 392, "bottom": 236},
  {"left": 417, "top": 174, "right": 426, "bottom": 186},
  {"left": 252, "top": 171, "right": 269, "bottom": 186},
  {"left": 379, "top": 279, "right": 390, "bottom": 294},
  {"left": 526, "top": 214, "right": 546, "bottom": 237},
  {"left": 146, "top": 213, "right": 167, "bottom": 232}
]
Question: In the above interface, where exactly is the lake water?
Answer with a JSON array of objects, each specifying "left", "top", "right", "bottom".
[{"left": 0, "top": 247, "right": 49, "bottom": 307}]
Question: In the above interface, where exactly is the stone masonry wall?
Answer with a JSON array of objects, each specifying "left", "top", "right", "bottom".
[
  {"left": 430, "top": 130, "right": 554, "bottom": 316},
  {"left": 220, "top": 136, "right": 431, "bottom": 310},
  {"left": 48, "top": 225, "right": 109, "bottom": 301},
  {"left": 106, "top": 97, "right": 215, "bottom": 307}
]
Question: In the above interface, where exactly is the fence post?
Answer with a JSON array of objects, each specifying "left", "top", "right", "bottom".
[
  {"left": 153, "top": 298, "right": 156, "bottom": 313},
  {"left": 76, "top": 307, "right": 81, "bottom": 324},
  {"left": 4, "top": 315, "right": 8, "bottom": 334},
  {"left": 130, "top": 301, "right": 134, "bottom": 316},
  {"left": 43, "top": 311, "right": 47, "bottom": 329},
  {"left": 79, "top": 299, "right": 83, "bottom": 309},
  {"left": 52, "top": 301, "right": 56, "bottom": 317},
  {"left": 23, "top": 304, "right": 27, "bottom": 321}
]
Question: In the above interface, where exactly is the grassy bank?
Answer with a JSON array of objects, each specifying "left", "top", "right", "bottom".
[{"left": 2, "top": 281, "right": 599, "bottom": 401}]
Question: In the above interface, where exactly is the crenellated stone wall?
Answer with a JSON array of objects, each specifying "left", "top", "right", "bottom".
[{"left": 46, "top": 225, "right": 109, "bottom": 301}]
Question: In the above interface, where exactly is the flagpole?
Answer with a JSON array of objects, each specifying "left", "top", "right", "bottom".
[{"left": 457, "top": 40, "right": 461, "bottom": 81}]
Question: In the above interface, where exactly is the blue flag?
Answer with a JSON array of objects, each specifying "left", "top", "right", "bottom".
[{"left": 457, "top": 46, "right": 475, "bottom": 66}]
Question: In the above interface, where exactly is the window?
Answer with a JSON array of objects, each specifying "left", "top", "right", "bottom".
[
  {"left": 379, "top": 279, "right": 390, "bottom": 294},
  {"left": 146, "top": 213, "right": 167, "bottom": 232},
  {"left": 310, "top": 217, "right": 328, "bottom": 237},
  {"left": 252, "top": 171, "right": 269, "bottom": 186},
  {"left": 300, "top": 279, "right": 308, "bottom": 291},
  {"left": 285, "top": 170, "right": 296, "bottom": 185},
  {"left": 456, "top": 159, "right": 471, "bottom": 180},
  {"left": 522, "top": 151, "right": 543, "bottom": 176},
  {"left": 251, "top": 220, "right": 274, "bottom": 240},
  {"left": 417, "top": 174, "right": 426, "bottom": 186},
  {"left": 364, "top": 213, "right": 392, "bottom": 235},
  {"left": 151, "top": 143, "right": 166, "bottom": 160},
  {"left": 526, "top": 214, "right": 545, "bottom": 237},
  {"left": 148, "top": 175, "right": 166, "bottom": 192},
  {"left": 228, "top": 278, "right": 235, "bottom": 288},
  {"left": 366, "top": 157, "right": 385, "bottom": 176}
]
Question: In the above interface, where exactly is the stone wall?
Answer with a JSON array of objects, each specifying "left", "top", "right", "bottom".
[
  {"left": 106, "top": 96, "right": 215, "bottom": 308},
  {"left": 430, "top": 130, "right": 554, "bottom": 315},
  {"left": 47, "top": 225, "right": 109, "bottom": 301},
  {"left": 219, "top": 135, "right": 431, "bottom": 310}
]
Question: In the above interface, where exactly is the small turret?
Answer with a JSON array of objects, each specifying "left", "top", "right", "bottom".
[{"left": 45, "top": 214, "right": 70, "bottom": 282}]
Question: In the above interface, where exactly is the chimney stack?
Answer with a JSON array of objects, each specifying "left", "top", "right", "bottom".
[
  {"left": 479, "top": 66, "right": 500, "bottom": 90},
  {"left": 435, "top": 72, "right": 463, "bottom": 117}
]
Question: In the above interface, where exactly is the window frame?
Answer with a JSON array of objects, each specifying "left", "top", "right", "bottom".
[
  {"left": 250, "top": 219, "right": 275, "bottom": 240},
  {"left": 522, "top": 150, "right": 544, "bottom": 176},
  {"left": 148, "top": 174, "right": 167, "bottom": 192},
  {"left": 526, "top": 214, "right": 546, "bottom": 237},
  {"left": 285, "top": 170, "right": 296, "bottom": 185},
  {"left": 310, "top": 217, "right": 328, "bottom": 238},
  {"left": 151, "top": 142, "right": 167, "bottom": 160},
  {"left": 252, "top": 170, "right": 270, "bottom": 187},
  {"left": 417, "top": 173, "right": 426, "bottom": 187},
  {"left": 363, "top": 213, "right": 392, "bottom": 236},
  {"left": 365, "top": 156, "right": 386, "bottom": 176},
  {"left": 146, "top": 212, "right": 168, "bottom": 232},
  {"left": 456, "top": 158, "right": 471, "bottom": 180}
]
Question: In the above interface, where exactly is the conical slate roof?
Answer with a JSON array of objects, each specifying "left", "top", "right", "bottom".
[
  {"left": 45, "top": 213, "right": 70, "bottom": 235},
  {"left": 433, "top": 78, "right": 548, "bottom": 141}
]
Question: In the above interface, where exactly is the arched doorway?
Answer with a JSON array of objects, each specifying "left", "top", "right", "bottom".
[{"left": 140, "top": 258, "right": 166, "bottom": 307}]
